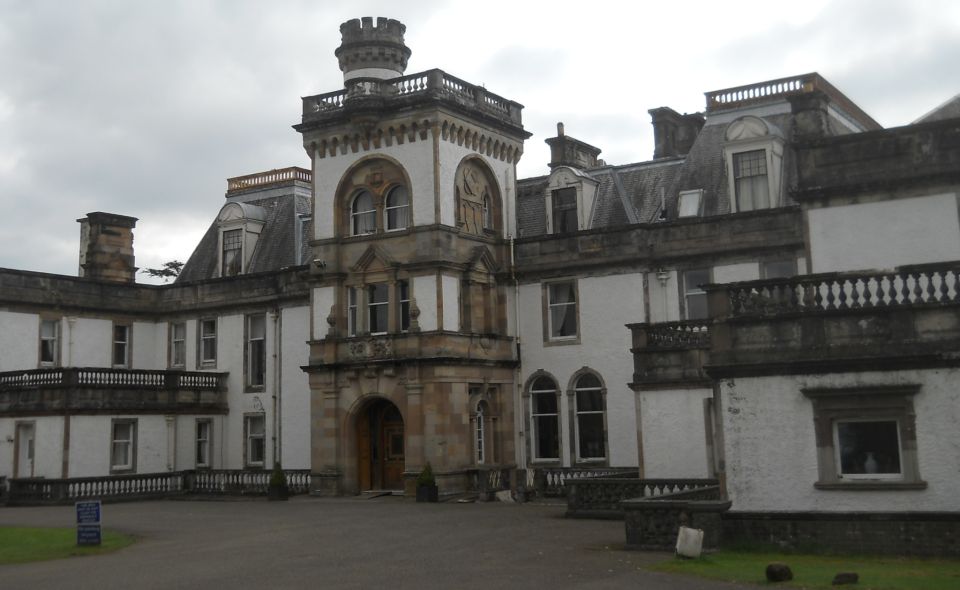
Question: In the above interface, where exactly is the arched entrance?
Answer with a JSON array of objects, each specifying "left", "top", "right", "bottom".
[{"left": 357, "top": 399, "right": 405, "bottom": 491}]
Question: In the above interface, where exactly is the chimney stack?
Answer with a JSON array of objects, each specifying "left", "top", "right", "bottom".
[
  {"left": 77, "top": 212, "right": 138, "bottom": 283},
  {"left": 649, "top": 107, "right": 705, "bottom": 159},
  {"left": 545, "top": 122, "right": 602, "bottom": 169}
]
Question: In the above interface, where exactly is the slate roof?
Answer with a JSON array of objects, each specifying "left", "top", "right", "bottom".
[
  {"left": 516, "top": 111, "right": 802, "bottom": 237},
  {"left": 178, "top": 192, "right": 312, "bottom": 283}
]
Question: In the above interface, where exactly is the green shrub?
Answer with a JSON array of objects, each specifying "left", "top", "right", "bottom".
[{"left": 416, "top": 462, "right": 436, "bottom": 487}]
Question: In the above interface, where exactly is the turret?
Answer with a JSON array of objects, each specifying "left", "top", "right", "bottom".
[{"left": 335, "top": 17, "right": 411, "bottom": 84}]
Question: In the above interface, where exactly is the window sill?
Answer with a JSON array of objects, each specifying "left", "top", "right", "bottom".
[
  {"left": 544, "top": 337, "right": 580, "bottom": 347},
  {"left": 814, "top": 481, "right": 928, "bottom": 491}
]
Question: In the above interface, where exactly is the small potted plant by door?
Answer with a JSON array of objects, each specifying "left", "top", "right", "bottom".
[
  {"left": 268, "top": 462, "right": 289, "bottom": 501},
  {"left": 416, "top": 462, "right": 438, "bottom": 503}
]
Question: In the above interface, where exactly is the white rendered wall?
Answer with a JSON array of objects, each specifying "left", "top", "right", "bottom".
[
  {"left": 440, "top": 274, "right": 460, "bottom": 331},
  {"left": 646, "top": 271, "right": 680, "bottom": 323},
  {"left": 280, "top": 306, "right": 311, "bottom": 469},
  {"left": 69, "top": 318, "right": 113, "bottom": 366},
  {"left": 720, "top": 369, "right": 960, "bottom": 512},
  {"left": 412, "top": 275, "right": 438, "bottom": 331},
  {"left": 0, "top": 311, "right": 39, "bottom": 370},
  {"left": 312, "top": 286, "right": 336, "bottom": 340},
  {"left": 518, "top": 273, "right": 644, "bottom": 467},
  {"left": 0, "top": 417, "right": 65, "bottom": 478},
  {"left": 808, "top": 193, "right": 960, "bottom": 273},
  {"left": 639, "top": 388, "right": 712, "bottom": 478},
  {"left": 132, "top": 320, "right": 161, "bottom": 369},
  {"left": 69, "top": 415, "right": 169, "bottom": 476}
]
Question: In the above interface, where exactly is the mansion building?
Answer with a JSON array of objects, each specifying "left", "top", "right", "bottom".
[{"left": 2, "top": 17, "right": 959, "bottom": 532}]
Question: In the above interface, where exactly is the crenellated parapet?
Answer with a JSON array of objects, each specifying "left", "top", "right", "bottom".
[{"left": 335, "top": 17, "right": 411, "bottom": 83}]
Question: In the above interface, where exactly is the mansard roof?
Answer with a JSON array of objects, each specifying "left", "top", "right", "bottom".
[{"left": 178, "top": 169, "right": 313, "bottom": 283}]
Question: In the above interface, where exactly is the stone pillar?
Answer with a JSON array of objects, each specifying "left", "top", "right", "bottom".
[{"left": 403, "top": 382, "right": 424, "bottom": 496}]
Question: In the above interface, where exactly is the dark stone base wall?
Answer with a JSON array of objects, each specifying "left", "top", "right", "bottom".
[{"left": 722, "top": 512, "right": 960, "bottom": 557}]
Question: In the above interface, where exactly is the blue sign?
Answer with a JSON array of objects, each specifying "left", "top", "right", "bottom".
[
  {"left": 76, "top": 500, "right": 101, "bottom": 525},
  {"left": 77, "top": 524, "right": 102, "bottom": 546},
  {"left": 76, "top": 500, "right": 102, "bottom": 546}
]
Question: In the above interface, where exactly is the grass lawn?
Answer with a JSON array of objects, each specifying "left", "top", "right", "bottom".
[
  {"left": 0, "top": 527, "right": 135, "bottom": 564},
  {"left": 649, "top": 550, "right": 960, "bottom": 590}
]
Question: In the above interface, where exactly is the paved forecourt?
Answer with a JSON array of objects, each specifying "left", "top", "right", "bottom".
[{"left": 0, "top": 497, "right": 749, "bottom": 589}]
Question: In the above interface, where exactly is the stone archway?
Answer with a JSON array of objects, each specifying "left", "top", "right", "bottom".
[{"left": 356, "top": 398, "right": 405, "bottom": 491}]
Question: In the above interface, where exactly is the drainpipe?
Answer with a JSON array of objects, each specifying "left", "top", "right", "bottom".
[
  {"left": 511, "top": 236, "right": 524, "bottom": 474},
  {"left": 270, "top": 309, "right": 282, "bottom": 467}
]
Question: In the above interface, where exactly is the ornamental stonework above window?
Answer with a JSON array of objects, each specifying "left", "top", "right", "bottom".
[{"left": 456, "top": 160, "right": 499, "bottom": 235}]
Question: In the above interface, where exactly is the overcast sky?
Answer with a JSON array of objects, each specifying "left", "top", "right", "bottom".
[{"left": 1, "top": 0, "right": 958, "bottom": 282}]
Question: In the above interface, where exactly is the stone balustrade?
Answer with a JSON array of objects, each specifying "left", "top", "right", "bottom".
[
  {"left": 301, "top": 69, "right": 523, "bottom": 125},
  {"left": 226, "top": 167, "right": 311, "bottom": 193},
  {"left": 531, "top": 466, "right": 637, "bottom": 497},
  {"left": 5, "top": 469, "right": 312, "bottom": 505},
  {"left": 720, "top": 263, "right": 960, "bottom": 317},
  {"left": 0, "top": 367, "right": 228, "bottom": 415}
]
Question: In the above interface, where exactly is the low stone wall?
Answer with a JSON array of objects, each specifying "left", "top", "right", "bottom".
[
  {"left": 723, "top": 511, "right": 960, "bottom": 557},
  {"left": 622, "top": 498, "right": 731, "bottom": 551}
]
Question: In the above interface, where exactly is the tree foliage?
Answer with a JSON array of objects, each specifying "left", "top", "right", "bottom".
[{"left": 140, "top": 260, "right": 184, "bottom": 282}]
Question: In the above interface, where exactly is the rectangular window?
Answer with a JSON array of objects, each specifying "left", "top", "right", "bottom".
[
  {"left": 398, "top": 280, "right": 410, "bottom": 332},
  {"left": 552, "top": 187, "right": 578, "bottom": 233},
  {"left": 733, "top": 149, "right": 769, "bottom": 212},
  {"left": 222, "top": 229, "right": 243, "bottom": 277},
  {"left": 199, "top": 318, "right": 217, "bottom": 367},
  {"left": 835, "top": 420, "right": 902, "bottom": 479},
  {"left": 112, "top": 324, "right": 130, "bottom": 368},
  {"left": 547, "top": 281, "right": 578, "bottom": 341},
  {"left": 347, "top": 287, "right": 358, "bottom": 336},
  {"left": 246, "top": 315, "right": 266, "bottom": 388},
  {"left": 39, "top": 319, "right": 59, "bottom": 366},
  {"left": 110, "top": 419, "right": 137, "bottom": 473},
  {"left": 803, "top": 385, "right": 924, "bottom": 490},
  {"left": 169, "top": 322, "right": 186, "bottom": 368},
  {"left": 196, "top": 419, "right": 212, "bottom": 468},
  {"left": 682, "top": 269, "right": 710, "bottom": 320},
  {"left": 245, "top": 414, "right": 266, "bottom": 467},
  {"left": 367, "top": 284, "right": 389, "bottom": 335}
]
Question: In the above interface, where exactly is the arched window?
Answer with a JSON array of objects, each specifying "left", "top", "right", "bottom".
[
  {"left": 573, "top": 373, "right": 606, "bottom": 461},
  {"left": 385, "top": 186, "right": 410, "bottom": 231},
  {"left": 530, "top": 376, "right": 560, "bottom": 460},
  {"left": 351, "top": 191, "right": 376, "bottom": 235}
]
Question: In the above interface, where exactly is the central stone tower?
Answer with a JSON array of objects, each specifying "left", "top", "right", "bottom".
[{"left": 296, "top": 18, "right": 530, "bottom": 497}]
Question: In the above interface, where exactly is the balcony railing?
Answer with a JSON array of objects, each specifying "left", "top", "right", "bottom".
[
  {"left": 0, "top": 367, "right": 224, "bottom": 391},
  {"left": 630, "top": 320, "right": 710, "bottom": 349},
  {"left": 0, "top": 367, "right": 228, "bottom": 415},
  {"left": 5, "top": 470, "right": 312, "bottom": 505},
  {"left": 720, "top": 263, "right": 960, "bottom": 318},
  {"left": 302, "top": 69, "right": 522, "bottom": 125},
  {"left": 704, "top": 72, "right": 881, "bottom": 130},
  {"left": 226, "top": 167, "right": 312, "bottom": 193}
]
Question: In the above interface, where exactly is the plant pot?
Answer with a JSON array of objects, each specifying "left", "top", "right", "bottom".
[
  {"left": 268, "top": 483, "right": 289, "bottom": 501},
  {"left": 416, "top": 484, "right": 438, "bottom": 503}
]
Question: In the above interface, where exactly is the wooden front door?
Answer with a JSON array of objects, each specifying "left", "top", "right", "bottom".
[{"left": 357, "top": 400, "right": 404, "bottom": 491}]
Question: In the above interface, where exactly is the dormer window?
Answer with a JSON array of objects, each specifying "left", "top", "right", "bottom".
[
  {"left": 552, "top": 188, "right": 578, "bottom": 233},
  {"left": 722, "top": 116, "right": 785, "bottom": 213},
  {"left": 385, "top": 186, "right": 410, "bottom": 231},
  {"left": 216, "top": 202, "right": 266, "bottom": 277},
  {"left": 222, "top": 229, "right": 242, "bottom": 276},
  {"left": 733, "top": 150, "right": 769, "bottom": 211}
]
